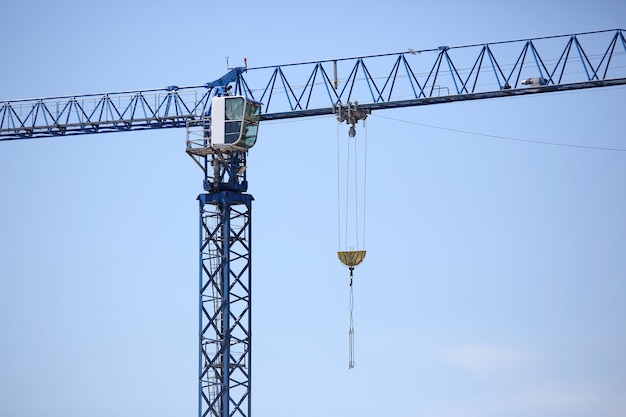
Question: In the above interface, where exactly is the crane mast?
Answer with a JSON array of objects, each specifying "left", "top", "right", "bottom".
[
  {"left": 183, "top": 70, "right": 261, "bottom": 417},
  {"left": 1, "top": 29, "right": 625, "bottom": 417},
  {"left": 195, "top": 189, "right": 253, "bottom": 417}
]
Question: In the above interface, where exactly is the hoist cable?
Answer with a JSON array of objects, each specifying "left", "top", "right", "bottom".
[
  {"left": 349, "top": 279, "right": 355, "bottom": 369},
  {"left": 337, "top": 122, "right": 341, "bottom": 251},
  {"left": 344, "top": 130, "right": 351, "bottom": 250},
  {"left": 353, "top": 133, "right": 359, "bottom": 249},
  {"left": 337, "top": 120, "right": 368, "bottom": 251},
  {"left": 348, "top": 267, "right": 356, "bottom": 369},
  {"left": 363, "top": 120, "right": 368, "bottom": 250},
  {"left": 336, "top": 119, "right": 368, "bottom": 369}
]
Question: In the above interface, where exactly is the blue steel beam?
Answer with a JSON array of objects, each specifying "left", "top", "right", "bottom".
[{"left": 1, "top": 29, "right": 625, "bottom": 140}]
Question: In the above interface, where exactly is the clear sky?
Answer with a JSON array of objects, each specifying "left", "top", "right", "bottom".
[{"left": 1, "top": 1, "right": 625, "bottom": 417}]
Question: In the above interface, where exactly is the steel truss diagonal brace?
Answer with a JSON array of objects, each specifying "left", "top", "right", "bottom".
[{"left": 198, "top": 192, "right": 253, "bottom": 417}]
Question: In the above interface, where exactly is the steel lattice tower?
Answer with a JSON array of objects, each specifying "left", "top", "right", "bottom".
[
  {"left": 198, "top": 191, "right": 252, "bottom": 417},
  {"left": 188, "top": 111, "right": 254, "bottom": 417}
]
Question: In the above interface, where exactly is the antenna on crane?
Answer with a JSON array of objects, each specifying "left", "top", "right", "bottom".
[{"left": 335, "top": 101, "right": 370, "bottom": 369}]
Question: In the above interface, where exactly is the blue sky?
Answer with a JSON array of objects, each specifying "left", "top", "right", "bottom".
[{"left": 1, "top": 1, "right": 625, "bottom": 417}]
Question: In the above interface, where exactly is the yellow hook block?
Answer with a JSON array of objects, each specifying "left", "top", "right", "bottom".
[{"left": 337, "top": 250, "right": 366, "bottom": 268}]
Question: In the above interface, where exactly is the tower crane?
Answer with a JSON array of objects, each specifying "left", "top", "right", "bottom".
[{"left": 1, "top": 28, "right": 625, "bottom": 417}]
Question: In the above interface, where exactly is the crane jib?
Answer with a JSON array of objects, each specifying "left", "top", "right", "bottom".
[
  {"left": 1, "top": 29, "right": 625, "bottom": 140},
  {"left": 258, "top": 78, "right": 626, "bottom": 121}
]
